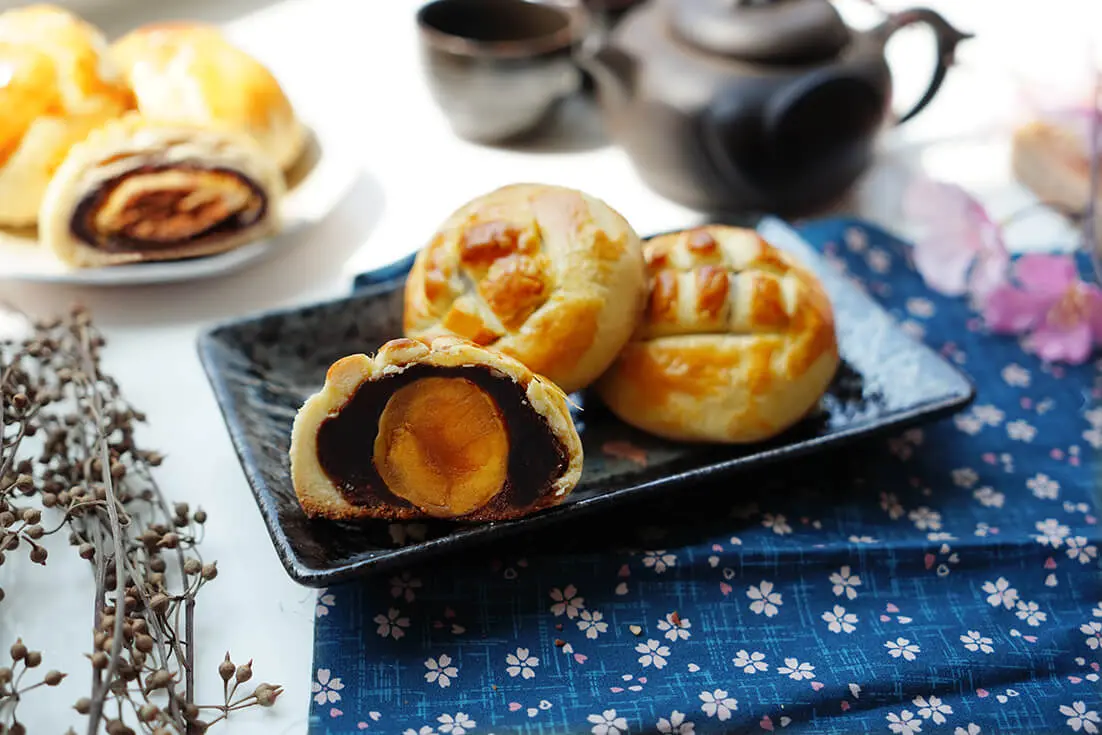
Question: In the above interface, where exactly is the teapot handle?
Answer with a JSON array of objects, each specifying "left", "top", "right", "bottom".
[{"left": 875, "top": 8, "right": 973, "bottom": 125}]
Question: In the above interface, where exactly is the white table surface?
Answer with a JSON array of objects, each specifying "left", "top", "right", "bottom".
[{"left": 0, "top": 0, "right": 1098, "bottom": 731}]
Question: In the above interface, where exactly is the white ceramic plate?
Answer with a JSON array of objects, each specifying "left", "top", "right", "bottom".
[{"left": 0, "top": 120, "right": 356, "bottom": 287}]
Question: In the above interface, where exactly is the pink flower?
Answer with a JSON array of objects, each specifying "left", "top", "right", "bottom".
[
  {"left": 903, "top": 177, "right": 1010, "bottom": 302},
  {"left": 984, "top": 254, "right": 1102, "bottom": 364}
]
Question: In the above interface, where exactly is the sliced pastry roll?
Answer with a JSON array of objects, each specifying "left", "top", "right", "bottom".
[
  {"left": 290, "top": 336, "right": 584, "bottom": 522},
  {"left": 110, "top": 23, "right": 306, "bottom": 172},
  {"left": 38, "top": 114, "right": 285, "bottom": 268},
  {"left": 0, "top": 4, "right": 133, "bottom": 226}
]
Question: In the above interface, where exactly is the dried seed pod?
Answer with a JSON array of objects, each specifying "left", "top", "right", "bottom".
[
  {"left": 74, "top": 698, "right": 91, "bottom": 714},
  {"left": 290, "top": 337, "right": 583, "bottom": 522},
  {"left": 10, "top": 640, "right": 27, "bottom": 661},
  {"left": 218, "top": 653, "right": 235, "bottom": 682},
  {"left": 44, "top": 670, "right": 65, "bottom": 685}
]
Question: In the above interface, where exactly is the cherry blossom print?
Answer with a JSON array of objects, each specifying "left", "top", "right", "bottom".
[
  {"left": 588, "top": 709, "right": 629, "bottom": 735},
  {"left": 1007, "top": 419, "right": 1038, "bottom": 442},
  {"left": 1066, "top": 537, "right": 1099, "bottom": 563},
  {"left": 972, "top": 405, "right": 1005, "bottom": 426},
  {"left": 390, "top": 572, "right": 422, "bottom": 603},
  {"left": 316, "top": 590, "right": 336, "bottom": 618},
  {"left": 880, "top": 492, "right": 905, "bottom": 519},
  {"left": 698, "top": 689, "right": 738, "bottom": 721},
  {"left": 374, "top": 608, "right": 411, "bottom": 640},
  {"left": 830, "top": 566, "right": 862, "bottom": 599},
  {"left": 777, "top": 658, "right": 816, "bottom": 680},
  {"left": 906, "top": 297, "right": 936, "bottom": 318},
  {"left": 550, "top": 585, "right": 585, "bottom": 618},
  {"left": 1081, "top": 621, "right": 1102, "bottom": 649},
  {"left": 747, "top": 581, "right": 783, "bottom": 617},
  {"left": 974, "top": 487, "right": 1005, "bottom": 508},
  {"left": 656, "top": 710, "right": 694, "bottom": 734},
  {"left": 952, "top": 468, "right": 979, "bottom": 488},
  {"left": 762, "top": 513, "right": 792, "bottom": 535},
  {"left": 403, "top": 727, "right": 435, "bottom": 735},
  {"left": 954, "top": 412, "right": 984, "bottom": 435},
  {"left": 1014, "top": 601, "right": 1048, "bottom": 626},
  {"left": 387, "top": 522, "right": 427, "bottom": 546},
  {"left": 505, "top": 647, "right": 539, "bottom": 679},
  {"left": 1002, "top": 363, "right": 1031, "bottom": 387},
  {"left": 1027, "top": 473, "right": 1061, "bottom": 500},
  {"left": 913, "top": 695, "right": 953, "bottom": 724},
  {"left": 908, "top": 507, "right": 942, "bottom": 531},
  {"left": 982, "top": 577, "right": 1020, "bottom": 609},
  {"left": 885, "top": 637, "right": 921, "bottom": 661},
  {"left": 960, "top": 631, "right": 995, "bottom": 653},
  {"left": 954, "top": 724, "right": 982, "bottom": 735},
  {"left": 732, "top": 650, "right": 768, "bottom": 673},
  {"left": 844, "top": 226, "right": 868, "bottom": 252},
  {"left": 1093, "top": 603, "right": 1102, "bottom": 618},
  {"left": 822, "top": 605, "right": 858, "bottom": 633},
  {"left": 886, "top": 709, "right": 923, "bottom": 735},
  {"left": 1035, "top": 519, "right": 1071, "bottom": 547},
  {"left": 577, "top": 609, "right": 609, "bottom": 639},
  {"left": 656, "top": 612, "right": 691, "bottom": 642},
  {"left": 313, "top": 668, "right": 344, "bottom": 705},
  {"left": 643, "top": 550, "right": 678, "bottom": 573},
  {"left": 424, "top": 655, "right": 458, "bottom": 688},
  {"left": 636, "top": 639, "right": 670, "bottom": 669},
  {"left": 1061, "top": 701, "right": 1101, "bottom": 733},
  {"left": 437, "top": 713, "right": 475, "bottom": 735}
]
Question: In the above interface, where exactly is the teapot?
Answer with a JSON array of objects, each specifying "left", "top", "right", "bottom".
[{"left": 581, "top": 0, "right": 972, "bottom": 216}]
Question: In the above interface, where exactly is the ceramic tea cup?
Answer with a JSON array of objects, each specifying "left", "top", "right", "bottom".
[{"left": 416, "top": 0, "right": 588, "bottom": 143}]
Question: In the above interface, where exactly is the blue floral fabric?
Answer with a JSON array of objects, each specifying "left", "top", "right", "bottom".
[{"left": 310, "top": 218, "right": 1101, "bottom": 735}]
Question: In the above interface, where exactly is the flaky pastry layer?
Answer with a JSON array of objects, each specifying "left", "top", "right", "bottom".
[
  {"left": 289, "top": 335, "right": 584, "bottom": 522},
  {"left": 38, "top": 113, "right": 285, "bottom": 268},
  {"left": 403, "top": 183, "right": 648, "bottom": 394},
  {"left": 594, "top": 225, "right": 840, "bottom": 443}
]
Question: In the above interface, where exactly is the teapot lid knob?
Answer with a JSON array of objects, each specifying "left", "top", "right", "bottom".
[{"left": 669, "top": 0, "right": 851, "bottom": 62}]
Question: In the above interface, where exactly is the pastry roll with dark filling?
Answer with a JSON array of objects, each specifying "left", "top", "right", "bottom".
[
  {"left": 0, "top": 4, "right": 134, "bottom": 226},
  {"left": 290, "top": 336, "right": 584, "bottom": 522},
  {"left": 110, "top": 22, "right": 306, "bottom": 172},
  {"left": 38, "top": 114, "right": 285, "bottom": 268}
]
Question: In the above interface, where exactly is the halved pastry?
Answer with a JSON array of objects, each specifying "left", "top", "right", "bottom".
[
  {"left": 38, "top": 113, "right": 285, "bottom": 268},
  {"left": 594, "top": 225, "right": 840, "bottom": 444},
  {"left": 110, "top": 23, "right": 306, "bottom": 172},
  {"left": 403, "top": 183, "right": 648, "bottom": 394},
  {"left": 290, "top": 336, "right": 584, "bottom": 522},
  {"left": 0, "top": 4, "right": 134, "bottom": 226}
]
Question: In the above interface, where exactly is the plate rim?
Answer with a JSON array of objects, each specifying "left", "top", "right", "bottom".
[{"left": 196, "top": 217, "right": 978, "bottom": 587}]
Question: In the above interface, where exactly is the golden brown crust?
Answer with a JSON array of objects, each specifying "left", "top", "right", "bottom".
[
  {"left": 0, "top": 5, "right": 133, "bottom": 225},
  {"left": 289, "top": 335, "right": 584, "bottom": 522},
  {"left": 594, "top": 225, "right": 840, "bottom": 444},
  {"left": 403, "top": 183, "right": 649, "bottom": 394},
  {"left": 38, "top": 113, "right": 285, "bottom": 268},
  {"left": 110, "top": 23, "right": 305, "bottom": 171}
]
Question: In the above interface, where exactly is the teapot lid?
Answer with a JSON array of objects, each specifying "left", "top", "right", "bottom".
[{"left": 670, "top": 0, "right": 851, "bottom": 63}]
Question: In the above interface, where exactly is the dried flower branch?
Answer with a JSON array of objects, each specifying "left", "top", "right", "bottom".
[{"left": 0, "top": 306, "right": 280, "bottom": 733}]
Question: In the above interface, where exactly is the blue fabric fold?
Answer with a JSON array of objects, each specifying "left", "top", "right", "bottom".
[{"left": 311, "top": 217, "right": 1101, "bottom": 735}]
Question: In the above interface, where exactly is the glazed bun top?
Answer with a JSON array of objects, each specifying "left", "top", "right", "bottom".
[
  {"left": 110, "top": 22, "right": 305, "bottom": 170},
  {"left": 403, "top": 183, "right": 648, "bottom": 394},
  {"left": 639, "top": 225, "right": 836, "bottom": 360}
]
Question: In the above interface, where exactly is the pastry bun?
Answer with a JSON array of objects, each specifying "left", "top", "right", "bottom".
[
  {"left": 594, "top": 225, "right": 840, "bottom": 443},
  {"left": 110, "top": 22, "right": 306, "bottom": 171},
  {"left": 290, "top": 336, "right": 584, "bottom": 522},
  {"left": 0, "top": 4, "right": 133, "bottom": 226},
  {"left": 403, "top": 183, "right": 648, "bottom": 394},
  {"left": 39, "top": 113, "right": 285, "bottom": 268}
]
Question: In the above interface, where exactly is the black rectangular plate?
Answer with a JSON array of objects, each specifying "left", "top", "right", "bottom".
[{"left": 197, "top": 216, "right": 976, "bottom": 587}]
